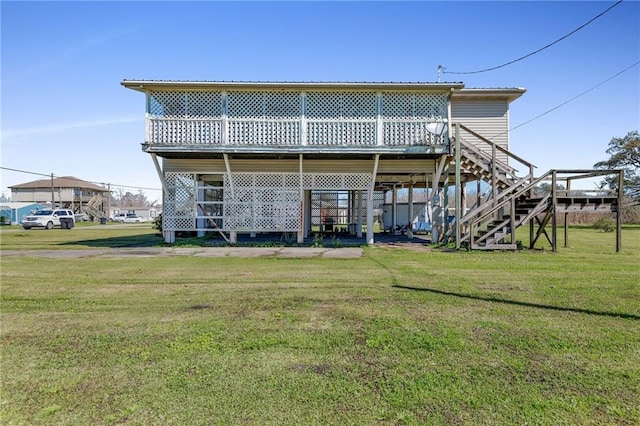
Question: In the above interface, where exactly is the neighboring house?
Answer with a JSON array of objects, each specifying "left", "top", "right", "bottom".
[
  {"left": 9, "top": 176, "right": 110, "bottom": 220},
  {"left": 0, "top": 202, "right": 48, "bottom": 225},
  {"left": 121, "top": 80, "right": 621, "bottom": 250}
]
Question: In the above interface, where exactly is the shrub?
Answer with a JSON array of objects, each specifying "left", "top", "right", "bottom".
[
  {"left": 152, "top": 214, "right": 162, "bottom": 234},
  {"left": 311, "top": 234, "right": 324, "bottom": 248},
  {"left": 593, "top": 216, "right": 615, "bottom": 232},
  {"left": 331, "top": 236, "right": 343, "bottom": 248}
]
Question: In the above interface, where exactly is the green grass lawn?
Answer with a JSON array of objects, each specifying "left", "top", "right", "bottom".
[{"left": 1, "top": 225, "right": 639, "bottom": 425}]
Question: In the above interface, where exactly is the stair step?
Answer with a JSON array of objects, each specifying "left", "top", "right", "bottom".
[{"left": 471, "top": 243, "right": 518, "bottom": 250}]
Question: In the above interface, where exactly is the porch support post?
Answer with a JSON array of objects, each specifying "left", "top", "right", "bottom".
[
  {"left": 151, "top": 154, "right": 168, "bottom": 195},
  {"left": 425, "top": 174, "right": 430, "bottom": 223},
  {"left": 392, "top": 185, "right": 397, "bottom": 233},
  {"left": 443, "top": 167, "right": 450, "bottom": 241},
  {"left": 151, "top": 154, "right": 174, "bottom": 244},
  {"left": 407, "top": 183, "right": 414, "bottom": 239},
  {"left": 223, "top": 153, "right": 237, "bottom": 244},
  {"left": 455, "top": 123, "right": 461, "bottom": 249},
  {"left": 357, "top": 190, "right": 363, "bottom": 238},
  {"left": 298, "top": 154, "right": 304, "bottom": 244},
  {"left": 366, "top": 154, "right": 380, "bottom": 244},
  {"left": 197, "top": 177, "right": 205, "bottom": 237},
  {"left": 431, "top": 156, "right": 448, "bottom": 243}
]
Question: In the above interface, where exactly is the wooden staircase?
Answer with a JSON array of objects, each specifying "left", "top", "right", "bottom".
[
  {"left": 84, "top": 195, "right": 107, "bottom": 221},
  {"left": 452, "top": 124, "right": 621, "bottom": 250}
]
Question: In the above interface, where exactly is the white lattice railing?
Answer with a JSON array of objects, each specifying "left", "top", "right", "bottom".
[
  {"left": 383, "top": 121, "right": 447, "bottom": 146},
  {"left": 149, "top": 118, "right": 448, "bottom": 147},
  {"left": 307, "top": 120, "right": 376, "bottom": 146},
  {"left": 146, "top": 91, "right": 450, "bottom": 147},
  {"left": 228, "top": 120, "right": 300, "bottom": 145},
  {"left": 149, "top": 118, "right": 222, "bottom": 145}
]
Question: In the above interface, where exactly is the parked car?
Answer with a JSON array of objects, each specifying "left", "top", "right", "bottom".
[
  {"left": 113, "top": 213, "right": 146, "bottom": 223},
  {"left": 75, "top": 213, "right": 90, "bottom": 222},
  {"left": 21, "top": 209, "right": 75, "bottom": 230},
  {"left": 112, "top": 213, "right": 127, "bottom": 222},
  {"left": 123, "top": 213, "right": 146, "bottom": 223}
]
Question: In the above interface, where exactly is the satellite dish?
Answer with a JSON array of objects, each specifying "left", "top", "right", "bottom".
[{"left": 426, "top": 119, "right": 448, "bottom": 136}]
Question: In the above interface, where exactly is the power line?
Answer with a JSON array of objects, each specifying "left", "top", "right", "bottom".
[
  {"left": 441, "top": 0, "right": 625, "bottom": 75},
  {"left": 491, "top": 61, "right": 640, "bottom": 139},
  {"left": 0, "top": 167, "right": 50, "bottom": 178},
  {"left": 0, "top": 166, "right": 162, "bottom": 192},
  {"left": 509, "top": 61, "right": 639, "bottom": 133}
]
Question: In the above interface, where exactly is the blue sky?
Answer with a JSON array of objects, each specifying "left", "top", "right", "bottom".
[{"left": 2, "top": 1, "right": 638, "bottom": 201}]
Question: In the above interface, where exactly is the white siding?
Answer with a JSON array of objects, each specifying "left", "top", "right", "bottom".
[
  {"left": 11, "top": 188, "right": 75, "bottom": 203},
  {"left": 451, "top": 99, "right": 509, "bottom": 163}
]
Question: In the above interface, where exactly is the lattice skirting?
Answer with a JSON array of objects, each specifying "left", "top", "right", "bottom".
[{"left": 163, "top": 172, "right": 374, "bottom": 232}]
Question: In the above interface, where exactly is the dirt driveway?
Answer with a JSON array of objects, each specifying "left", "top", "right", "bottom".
[{"left": 0, "top": 247, "right": 364, "bottom": 259}]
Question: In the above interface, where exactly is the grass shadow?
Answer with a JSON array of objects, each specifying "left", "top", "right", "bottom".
[
  {"left": 60, "top": 234, "right": 164, "bottom": 248},
  {"left": 393, "top": 284, "right": 640, "bottom": 320}
]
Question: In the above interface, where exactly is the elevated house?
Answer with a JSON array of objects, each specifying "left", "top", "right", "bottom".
[
  {"left": 122, "top": 80, "right": 622, "bottom": 250},
  {"left": 9, "top": 176, "right": 110, "bottom": 221}
]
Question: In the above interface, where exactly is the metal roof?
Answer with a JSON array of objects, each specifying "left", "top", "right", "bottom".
[
  {"left": 451, "top": 87, "right": 526, "bottom": 102},
  {"left": 121, "top": 80, "right": 527, "bottom": 102},
  {"left": 9, "top": 176, "right": 109, "bottom": 192},
  {"left": 0, "top": 202, "right": 48, "bottom": 209},
  {"left": 121, "top": 79, "right": 466, "bottom": 92}
]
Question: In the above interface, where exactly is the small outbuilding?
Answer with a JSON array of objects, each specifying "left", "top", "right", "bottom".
[{"left": 0, "top": 202, "right": 48, "bottom": 225}]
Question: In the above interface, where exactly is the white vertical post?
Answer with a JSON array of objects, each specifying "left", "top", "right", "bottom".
[
  {"left": 392, "top": 186, "right": 397, "bottom": 233},
  {"left": 150, "top": 154, "right": 174, "bottom": 244},
  {"left": 357, "top": 190, "right": 363, "bottom": 238},
  {"left": 197, "top": 178, "right": 205, "bottom": 237},
  {"left": 366, "top": 155, "right": 380, "bottom": 244},
  {"left": 300, "top": 92, "right": 307, "bottom": 146},
  {"left": 408, "top": 183, "right": 414, "bottom": 239},
  {"left": 145, "top": 112, "right": 151, "bottom": 144},
  {"left": 376, "top": 92, "right": 384, "bottom": 146},
  {"left": 298, "top": 154, "right": 304, "bottom": 244},
  {"left": 223, "top": 153, "right": 236, "bottom": 244},
  {"left": 222, "top": 91, "right": 228, "bottom": 145}
]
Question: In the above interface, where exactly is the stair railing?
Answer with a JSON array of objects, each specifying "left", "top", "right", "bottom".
[
  {"left": 458, "top": 124, "right": 536, "bottom": 179},
  {"left": 464, "top": 171, "right": 553, "bottom": 245}
]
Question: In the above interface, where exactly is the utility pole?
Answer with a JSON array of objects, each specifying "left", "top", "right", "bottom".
[{"left": 50, "top": 173, "right": 55, "bottom": 208}]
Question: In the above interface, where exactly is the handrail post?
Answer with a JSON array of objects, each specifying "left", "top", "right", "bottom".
[
  {"left": 564, "top": 178, "right": 571, "bottom": 248},
  {"left": 616, "top": 169, "right": 623, "bottom": 252},
  {"left": 551, "top": 170, "right": 557, "bottom": 252},
  {"left": 510, "top": 197, "right": 516, "bottom": 244}
]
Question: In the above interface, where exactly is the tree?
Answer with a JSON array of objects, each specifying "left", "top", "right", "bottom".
[
  {"left": 111, "top": 189, "right": 157, "bottom": 208},
  {"left": 535, "top": 182, "right": 565, "bottom": 196},
  {"left": 594, "top": 131, "right": 640, "bottom": 203}
]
